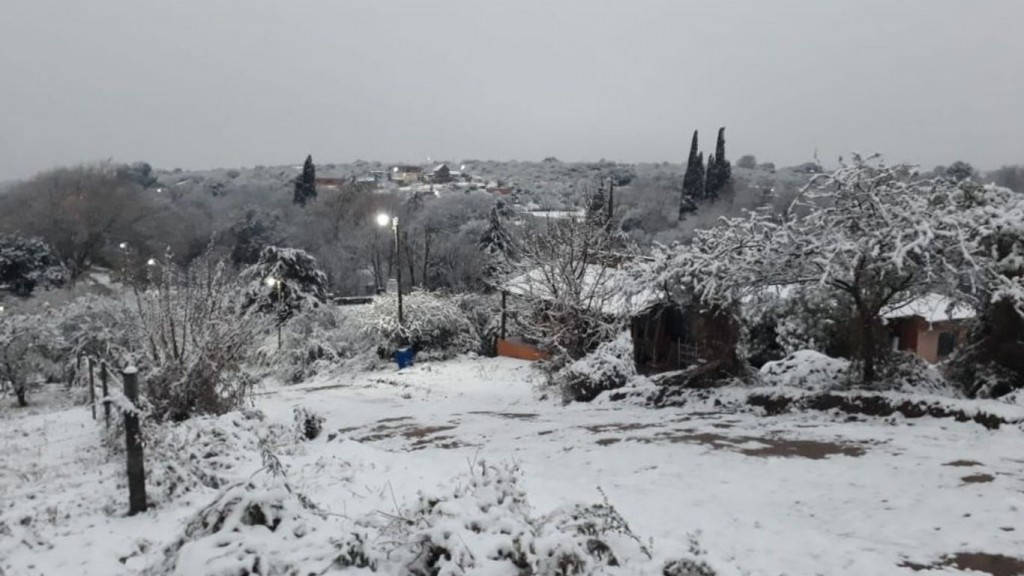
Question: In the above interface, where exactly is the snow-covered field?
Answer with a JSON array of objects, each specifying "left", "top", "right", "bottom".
[{"left": 2, "top": 356, "right": 1023, "bottom": 575}]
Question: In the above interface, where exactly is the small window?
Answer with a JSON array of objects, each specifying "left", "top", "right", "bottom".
[{"left": 937, "top": 332, "right": 957, "bottom": 357}]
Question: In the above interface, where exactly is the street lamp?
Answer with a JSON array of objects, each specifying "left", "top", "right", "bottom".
[
  {"left": 376, "top": 213, "right": 404, "bottom": 327},
  {"left": 265, "top": 276, "right": 283, "bottom": 349}
]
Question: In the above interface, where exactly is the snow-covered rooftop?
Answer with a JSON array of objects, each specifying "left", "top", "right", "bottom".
[{"left": 882, "top": 293, "right": 975, "bottom": 323}]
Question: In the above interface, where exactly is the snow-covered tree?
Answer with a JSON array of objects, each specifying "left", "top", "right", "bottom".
[
  {"left": 506, "top": 216, "right": 634, "bottom": 365},
  {"left": 764, "top": 155, "right": 980, "bottom": 384},
  {"left": 0, "top": 233, "right": 67, "bottom": 296},
  {"left": 0, "top": 312, "right": 57, "bottom": 406},
  {"left": 223, "top": 209, "right": 283, "bottom": 266},
  {"left": 944, "top": 182, "right": 1024, "bottom": 397},
  {"left": 242, "top": 246, "right": 329, "bottom": 325},
  {"left": 945, "top": 160, "right": 975, "bottom": 183},
  {"left": 0, "top": 163, "right": 149, "bottom": 278}
]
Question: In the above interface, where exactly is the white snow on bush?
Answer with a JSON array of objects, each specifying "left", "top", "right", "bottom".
[{"left": 760, "top": 350, "right": 850, "bottom": 391}]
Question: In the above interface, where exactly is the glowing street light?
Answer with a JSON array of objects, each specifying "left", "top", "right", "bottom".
[{"left": 375, "top": 212, "right": 404, "bottom": 328}]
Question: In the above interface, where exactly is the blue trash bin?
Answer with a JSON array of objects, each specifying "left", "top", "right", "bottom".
[{"left": 394, "top": 347, "right": 415, "bottom": 369}]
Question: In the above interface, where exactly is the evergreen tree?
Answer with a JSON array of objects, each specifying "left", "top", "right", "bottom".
[
  {"left": 704, "top": 127, "right": 732, "bottom": 200},
  {"left": 705, "top": 153, "right": 718, "bottom": 201},
  {"left": 479, "top": 201, "right": 511, "bottom": 255},
  {"left": 680, "top": 130, "right": 702, "bottom": 216},
  {"left": 694, "top": 151, "right": 706, "bottom": 201},
  {"left": 585, "top": 182, "right": 609, "bottom": 227},
  {"left": 293, "top": 155, "right": 317, "bottom": 206},
  {"left": 479, "top": 201, "right": 513, "bottom": 286}
]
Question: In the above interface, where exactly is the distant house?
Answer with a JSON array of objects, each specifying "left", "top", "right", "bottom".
[
  {"left": 314, "top": 177, "right": 346, "bottom": 191},
  {"left": 390, "top": 165, "right": 423, "bottom": 185},
  {"left": 884, "top": 294, "right": 974, "bottom": 363},
  {"left": 429, "top": 164, "right": 452, "bottom": 184}
]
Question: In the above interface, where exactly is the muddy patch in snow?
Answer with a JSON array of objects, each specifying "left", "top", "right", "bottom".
[
  {"left": 350, "top": 421, "right": 469, "bottom": 450},
  {"left": 944, "top": 459, "right": 984, "bottom": 467},
  {"left": 593, "top": 429, "right": 867, "bottom": 459},
  {"left": 583, "top": 422, "right": 662, "bottom": 433},
  {"left": 900, "top": 552, "right": 1024, "bottom": 576},
  {"left": 466, "top": 411, "right": 539, "bottom": 420}
]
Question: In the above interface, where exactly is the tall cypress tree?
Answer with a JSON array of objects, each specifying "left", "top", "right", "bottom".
[
  {"left": 705, "top": 127, "right": 731, "bottom": 200},
  {"left": 705, "top": 153, "right": 718, "bottom": 201},
  {"left": 680, "top": 130, "right": 702, "bottom": 216},
  {"left": 694, "top": 151, "right": 706, "bottom": 201},
  {"left": 293, "top": 155, "right": 317, "bottom": 206}
]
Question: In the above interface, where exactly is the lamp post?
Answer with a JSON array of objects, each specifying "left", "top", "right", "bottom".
[
  {"left": 265, "top": 276, "right": 283, "bottom": 349},
  {"left": 376, "top": 213, "right": 403, "bottom": 327}
]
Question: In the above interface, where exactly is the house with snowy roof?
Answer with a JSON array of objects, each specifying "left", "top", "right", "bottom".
[
  {"left": 428, "top": 164, "right": 452, "bottom": 184},
  {"left": 390, "top": 165, "right": 423, "bottom": 185},
  {"left": 883, "top": 294, "right": 975, "bottom": 363}
]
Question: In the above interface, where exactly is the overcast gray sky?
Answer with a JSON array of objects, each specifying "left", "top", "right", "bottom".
[{"left": 1, "top": 0, "right": 1022, "bottom": 180}]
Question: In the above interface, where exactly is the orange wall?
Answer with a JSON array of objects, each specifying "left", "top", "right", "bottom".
[{"left": 496, "top": 338, "right": 549, "bottom": 361}]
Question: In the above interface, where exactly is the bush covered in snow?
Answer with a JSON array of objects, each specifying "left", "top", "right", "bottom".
[
  {"left": 0, "top": 233, "right": 67, "bottom": 296},
  {"left": 145, "top": 479, "right": 336, "bottom": 576},
  {"left": 339, "top": 460, "right": 714, "bottom": 576},
  {"left": 110, "top": 409, "right": 286, "bottom": 506},
  {"left": 0, "top": 311, "right": 60, "bottom": 406},
  {"left": 145, "top": 459, "right": 720, "bottom": 576},
  {"left": 356, "top": 290, "right": 481, "bottom": 359},
  {"left": 554, "top": 332, "right": 637, "bottom": 402},
  {"left": 760, "top": 350, "right": 952, "bottom": 395},
  {"left": 759, "top": 350, "right": 851, "bottom": 392},
  {"left": 257, "top": 306, "right": 367, "bottom": 383},
  {"left": 132, "top": 255, "right": 267, "bottom": 421},
  {"left": 292, "top": 406, "right": 324, "bottom": 441}
]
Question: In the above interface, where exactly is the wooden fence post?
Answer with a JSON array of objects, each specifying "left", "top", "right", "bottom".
[
  {"left": 100, "top": 362, "right": 110, "bottom": 428},
  {"left": 122, "top": 367, "right": 147, "bottom": 515},
  {"left": 88, "top": 357, "right": 96, "bottom": 420}
]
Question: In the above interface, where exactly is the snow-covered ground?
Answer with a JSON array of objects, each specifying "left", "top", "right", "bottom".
[{"left": 2, "top": 356, "right": 1023, "bottom": 575}]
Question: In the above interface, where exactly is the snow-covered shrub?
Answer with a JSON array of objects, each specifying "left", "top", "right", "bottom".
[
  {"left": 345, "top": 460, "right": 674, "bottom": 575},
  {"left": 554, "top": 332, "right": 636, "bottom": 402},
  {"left": 292, "top": 407, "right": 324, "bottom": 441},
  {"left": 146, "top": 480, "right": 336, "bottom": 576},
  {"left": 124, "top": 410, "right": 285, "bottom": 505},
  {"left": 54, "top": 293, "right": 128, "bottom": 363},
  {"left": 0, "top": 311, "right": 60, "bottom": 406},
  {"left": 872, "top": 351, "right": 952, "bottom": 394},
  {"left": 451, "top": 292, "right": 501, "bottom": 355},
  {"left": 130, "top": 254, "right": 267, "bottom": 421},
  {"left": 258, "top": 306, "right": 366, "bottom": 383},
  {"left": 759, "top": 350, "right": 850, "bottom": 392},
  {"left": 740, "top": 287, "right": 851, "bottom": 368},
  {"left": 0, "top": 232, "right": 67, "bottom": 296},
  {"left": 356, "top": 290, "right": 479, "bottom": 359}
]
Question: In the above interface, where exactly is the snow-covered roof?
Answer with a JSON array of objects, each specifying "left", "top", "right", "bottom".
[
  {"left": 883, "top": 294, "right": 975, "bottom": 323},
  {"left": 504, "top": 264, "right": 660, "bottom": 317}
]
